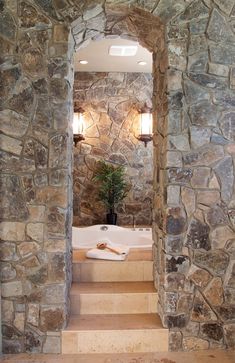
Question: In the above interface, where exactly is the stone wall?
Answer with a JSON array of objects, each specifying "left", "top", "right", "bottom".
[
  {"left": 153, "top": 0, "right": 235, "bottom": 351},
  {"left": 73, "top": 71, "right": 153, "bottom": 227},
  {"left": 0, "top": 0, "right": 235, "bottom": 354},
  {"left": 0, "top": 1, "right": 74, "bottom": 354}
]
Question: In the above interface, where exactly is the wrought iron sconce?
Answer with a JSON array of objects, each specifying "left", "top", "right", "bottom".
[
  {"left": 136, "top": 107, "right": 153, "bottom": 147},
  {"left": 73, "top": 108, "right": 85, "bottom": 146}
]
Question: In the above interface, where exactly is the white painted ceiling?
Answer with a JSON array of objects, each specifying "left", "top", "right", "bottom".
[{"left": 74, "top": 38, "right": 152, "bottom": 73}]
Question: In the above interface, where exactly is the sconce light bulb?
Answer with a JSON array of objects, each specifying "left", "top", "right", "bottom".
[
  {"left": 140, "top": 112, "right": 153, "bottom": 135},
  {"left": 138, "top": 61, "right": 147, "bottom": 66},
  {"left": 79, "top": 60, "right": 88, "bottom": 65},
  {"left": 73, "top": 112, "right": 84, "bottom": 135}
]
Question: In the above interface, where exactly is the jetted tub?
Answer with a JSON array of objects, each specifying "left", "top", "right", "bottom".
[{"left": 72, "top": 224, "right": 153, "bottom": 249}]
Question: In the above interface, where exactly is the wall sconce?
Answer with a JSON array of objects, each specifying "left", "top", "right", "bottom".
[
  {"left": 137, "top": 108, "right": 153, "bottom": 147},
  {"left": 73, "top": 108, "right": 85, "bottom": 146}
]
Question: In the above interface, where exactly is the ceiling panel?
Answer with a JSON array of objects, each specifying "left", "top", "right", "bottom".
[{"left": 74, "top": 38, "right": 152, "bottom": 73}]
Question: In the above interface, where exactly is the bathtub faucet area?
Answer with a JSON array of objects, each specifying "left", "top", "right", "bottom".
[{"left": 100, "top": 225, "right": 108, "bottom": 231}]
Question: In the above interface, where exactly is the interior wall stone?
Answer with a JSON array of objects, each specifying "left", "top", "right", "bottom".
[
  {"left": 73, "top": 71, "right": 153, "bottom": 227},
  {"left": 0, "top": 1, "right": 74, "bottom": 354},
  {"left": 153, "top": 0, "right": 235, "bottom": 351},
  {"left": 0, "top": 0, "right": 235, "bottom": 354}
]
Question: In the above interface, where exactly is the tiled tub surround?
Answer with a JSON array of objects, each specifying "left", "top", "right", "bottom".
[
  {"left": 73, "top": 71, "right": 153, "bottom": 227},
  {"left": 0, "top": 0, "right": 235, "bottom": 354}
]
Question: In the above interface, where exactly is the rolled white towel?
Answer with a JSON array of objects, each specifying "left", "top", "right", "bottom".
[{"left": 86, "top": 241, "right": 129, "bottom": 261}]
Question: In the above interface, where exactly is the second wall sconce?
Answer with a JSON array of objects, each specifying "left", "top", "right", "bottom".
[
  {"left": 73, "top": 107, "right": 85, "bottom": 146},
  {"left": 137, "top": 107, "right": 153, "bottom": 147}
]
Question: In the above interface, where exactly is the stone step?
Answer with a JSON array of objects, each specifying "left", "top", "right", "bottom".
[
  {"left": 70, "top": 281, "right": 158, "bottom": 315},
  {"left": 62, "top": 313, "right": 168, "bottom": 354},
  {"left": 73, "top": 260, "right": 153, "bottom": 282},
  {"left": 72, "top": 249, "right": 153, "bottom": 282}
]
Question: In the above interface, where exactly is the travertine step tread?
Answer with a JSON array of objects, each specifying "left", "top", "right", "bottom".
[
  {"left": 71, "top": 281, "right": 156, "bottom": 294},
  {"left": 5, "top": 351, "right": 235, "bottom": 363},
  {"left": 65, "top": 313, "right": 164, "bottom": 331},
  {"left": 73, "top": 249, "right": 152, "bottom": 262}
]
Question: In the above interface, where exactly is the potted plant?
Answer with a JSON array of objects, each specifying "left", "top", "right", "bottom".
[{"left": 93, "top": 160, "right": 129, "bottom": 225}]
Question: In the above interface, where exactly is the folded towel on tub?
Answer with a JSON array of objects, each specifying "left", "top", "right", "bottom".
[{"left": 86, "top": 240, "right": 130, "bottom": 261}]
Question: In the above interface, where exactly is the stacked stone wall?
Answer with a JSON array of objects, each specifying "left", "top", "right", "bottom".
[
  {"left": 73, "top": 71, "right": 153, "bottom": 227},
  {"left": 0, "top": 1, "right": 74, "bottom": 353},
  {"left": 154, "top": 0, "right": 235, "bottom": 350},
  {"left": 0, "top": 0, "right": 234, "bottom": 354}
]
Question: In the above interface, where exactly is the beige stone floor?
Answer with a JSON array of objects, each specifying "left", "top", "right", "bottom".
[{"left": 1, "top": 350, "right": 235, "bottom": 363}]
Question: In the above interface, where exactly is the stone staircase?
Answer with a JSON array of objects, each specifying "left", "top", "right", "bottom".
[{"left": 62, "top": 249, "right": 168, "bottom": 354}]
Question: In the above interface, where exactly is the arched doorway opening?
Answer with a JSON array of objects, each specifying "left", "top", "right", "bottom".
[
  {"left": 62, "top": 4, "right": 168, "bottom": 352},
  {"left": 69, "top": 3, "right": 167, "bottom": 304},
  {"left": 73, "top": 38, "right": 154, "bottom": 227}
]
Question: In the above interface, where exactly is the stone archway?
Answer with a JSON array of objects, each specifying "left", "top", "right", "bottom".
[
  {"left": 70, "top": 1, "right": 169, "bottom": 347},
  {"left": 1, "top": 0, "right": 235, "bottom": 354},
  {"left": 71, "top": 8, "right": 165, "bottom": 226}
]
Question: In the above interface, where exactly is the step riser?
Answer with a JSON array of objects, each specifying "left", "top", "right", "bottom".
[
  {"left": 62, "top": 329, "right": 168, "bottom": 354},
  {"left": 73, "top": 261, "right": 153, "bottom": 282},
  {"left": 70, "top": 293, "right": 158, "bottom": 315}
]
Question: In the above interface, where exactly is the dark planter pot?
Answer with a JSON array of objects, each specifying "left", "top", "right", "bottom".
[{"left": 106, "top": 213, "right": 117, "bottom": 225}]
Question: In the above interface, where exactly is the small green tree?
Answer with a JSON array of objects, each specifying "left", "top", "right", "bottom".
[{"left": 93, "top": 161, "right": 129, "bottom": 214}]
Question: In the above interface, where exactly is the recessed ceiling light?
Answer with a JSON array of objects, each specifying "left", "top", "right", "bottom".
[
  {"left": 79, "top": 60, "right": 88, "bottom": 65},
  {"left": 138, "top": 61, "right": 147, "bottom": 66},
  {"left": 109, "top": 45, "right": 138, "bottom": 57}
]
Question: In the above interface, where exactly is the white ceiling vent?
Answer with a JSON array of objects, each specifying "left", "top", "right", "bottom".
[{"left": 109, "top": 45, "right": 138, "bottom": 57}]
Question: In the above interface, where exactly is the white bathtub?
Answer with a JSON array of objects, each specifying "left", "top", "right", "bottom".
[{"left": 72, "top": 225, "right": 153, "bottom": 249}]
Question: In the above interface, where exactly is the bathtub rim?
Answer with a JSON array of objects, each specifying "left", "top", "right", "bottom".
[{"left": 72, "top": 224, "right": 153, "bottom": 250}]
